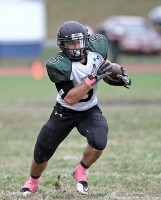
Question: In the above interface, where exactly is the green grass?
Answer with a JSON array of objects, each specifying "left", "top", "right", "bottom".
[
  {"left": 98, "top": 72, "right": 161, "bottom": 102},
  {"left": 0, "top": 73, "right": 161, "bottom": 199}
]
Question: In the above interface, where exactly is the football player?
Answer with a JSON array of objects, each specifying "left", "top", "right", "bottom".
[{"left": 20, "top": 21, "right": 131, "bottom": 196}]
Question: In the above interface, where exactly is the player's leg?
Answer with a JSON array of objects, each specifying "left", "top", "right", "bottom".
[
  {"left": 81, "top": 144, "right": 103, "bottom": 167},
  {"left": 77, "top": 105, "right": 108, "bottom": 166},
  {"left": 74, "top": 105, "right": 108, "bottom": 194},
  {"left": 20, "top": 106, "right": 74, "bottom": 196},
  {"left": 30, "top": 159, "right": 48, "bottom": 177}
]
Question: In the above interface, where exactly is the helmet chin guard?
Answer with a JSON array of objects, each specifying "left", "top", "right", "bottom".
[
  {"left": 57, "top": 21, "right": 90, "bottom": 61},
  {"left": 66, "top": 48, "right": 84, "bottom": 61}
]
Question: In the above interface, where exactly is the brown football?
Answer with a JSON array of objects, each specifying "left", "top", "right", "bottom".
[{"left": 103, "top": 63, "right": 123, "bottom": 83}]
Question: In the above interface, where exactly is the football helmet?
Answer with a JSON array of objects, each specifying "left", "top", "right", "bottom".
[{"left": 57, "top": 21, "right": 90, "bottom": 61}]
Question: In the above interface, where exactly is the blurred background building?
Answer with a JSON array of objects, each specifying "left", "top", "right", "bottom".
[
  {"left": 0, "top": 0, "right": 161, "bottom": 64},
  {"left": 0, "top": 0, "right": 46, "bottom": 58}
]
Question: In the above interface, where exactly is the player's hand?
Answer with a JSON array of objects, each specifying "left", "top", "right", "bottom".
[
  {"left": 117, "top": 74, "right": 131, "bottom": 85},
  {"left": 88, "top": 62, "right": 112, "bottom": 82},
  {"left": 117, "top": 67, "right": 131, "bottom": 87}
]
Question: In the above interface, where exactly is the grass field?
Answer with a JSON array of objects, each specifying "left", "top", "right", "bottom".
[{"left": 0, "top": 72, "right": 161, "bottom": 200}]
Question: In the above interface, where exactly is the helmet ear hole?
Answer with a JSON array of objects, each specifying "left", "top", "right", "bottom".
[{"left": 57, "top": 21, "right": 90, "bottom": 61}]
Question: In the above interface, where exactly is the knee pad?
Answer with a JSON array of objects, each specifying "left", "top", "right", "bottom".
[
  {"left": 33, "top": 125, "right": 55, "bottom": 163},
  {"left": 88, "top": 127, "right": 108, "bottom": 150},
  {"left": 34, "top": 142, "right": 54, "bottom": 164}
]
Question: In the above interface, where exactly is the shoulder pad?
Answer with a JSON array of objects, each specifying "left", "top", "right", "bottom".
[
  {"left": 88, "top": 34, "right": 108, "bottom": 60},
  {"left": 46, "top": 52, "right": 72, "bottom": 83}
]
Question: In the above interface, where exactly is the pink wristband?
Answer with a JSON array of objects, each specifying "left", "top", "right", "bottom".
[{"left": 85, "top": 78, "right": 96, "bottom": 87}]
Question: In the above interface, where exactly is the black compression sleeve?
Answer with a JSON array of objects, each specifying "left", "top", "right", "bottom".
[{"left": 55, "top": 81, "right": 74, "bottom": 99}]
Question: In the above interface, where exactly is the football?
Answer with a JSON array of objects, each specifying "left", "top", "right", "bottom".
[{"left": 103, "top": 63, "right": 123, "bottom": 83}]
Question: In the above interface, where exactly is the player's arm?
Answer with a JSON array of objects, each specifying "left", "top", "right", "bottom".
[
  {"left": 47, "top": 61, "right": 94, "bottom": 105},
  {"left": 55, "top": 80, "right": 94, "bottom": 106},
  {"left": 62, "top": 62, "right": 112, "bottom": 105},
  {"left": 64, "top": 82, "right": 93, "bottom": 105},
  {"left": 56, "top": 61, "right": 112, "bottom": 106},
  {"left": 48, "top": 57, "right": 110, "bottom": 105}
]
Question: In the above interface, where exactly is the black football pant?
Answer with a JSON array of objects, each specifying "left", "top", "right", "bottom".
[{"left": 34, "top": 102, "right": 109, "bottom": 163}]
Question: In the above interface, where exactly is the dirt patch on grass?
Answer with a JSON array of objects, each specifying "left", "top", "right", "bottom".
[
  {"left": 124, "top": 63, "right": 161, "bottom": 73},
  {"left": 0, "top": 66, "right": 31, "bottom": 76}
]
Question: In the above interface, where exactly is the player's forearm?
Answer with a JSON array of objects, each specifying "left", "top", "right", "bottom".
[{"left": 64, "top": 81, "right": 91, "bottom": 106}]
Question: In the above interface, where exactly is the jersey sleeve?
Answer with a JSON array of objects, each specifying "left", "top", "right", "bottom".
[
  {"left": 46, "top": 52, "right": 72, "bottom": 83},
  {"left": 88, "top": 34, "right": 109, "bottom": 60}
]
